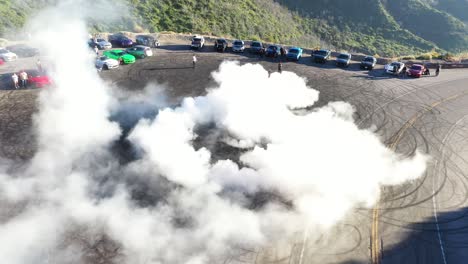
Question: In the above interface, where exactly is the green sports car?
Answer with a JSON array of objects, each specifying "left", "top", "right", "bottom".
[
  {"left": 103, "top": 50, "right": 135, "bottom": 64},
  {"left": 125, "top": 45, "right": 153, "bottom": 59}
]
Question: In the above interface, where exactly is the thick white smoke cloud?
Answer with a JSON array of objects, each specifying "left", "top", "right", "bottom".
[{"left": 0, "top": 1, "right": 427, "bottom": 263}]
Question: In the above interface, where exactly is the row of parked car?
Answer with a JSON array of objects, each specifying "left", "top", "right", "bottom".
[
  {"left": 189, "top": 35, "right": 381, "bottom": 70},
  {"left": 87, "top": 34, "right": 158, "bottom": 70}
]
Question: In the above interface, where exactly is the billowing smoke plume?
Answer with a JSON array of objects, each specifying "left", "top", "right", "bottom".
[{"left": 0, "top": 1, "right": 427, "bottom": 263}]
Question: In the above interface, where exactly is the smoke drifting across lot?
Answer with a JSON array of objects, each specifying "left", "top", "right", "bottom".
[{"left": 0, "top": 1, "right": 428, "bottom": 263}]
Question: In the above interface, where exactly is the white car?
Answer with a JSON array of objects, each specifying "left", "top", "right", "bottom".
[
  {"left": 191, "top": 36, "right": 205, "bottom": 49},
  {"left": 95, "top": 38, "right": 112, "bottom": 49},
  {"left": 385, "top": 62, "right": 405, "bottom": 75},
  {"left": 95, "top": 56, "right": 119, "bottom": 70},
  {"left": 232, "top": 40, "right": 245, "bottom": 53},
  {"left": 0, "top": 48, "right": 18, "bottom": 61}
]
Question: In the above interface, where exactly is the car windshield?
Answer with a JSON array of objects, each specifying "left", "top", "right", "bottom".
[
  {"left": 217, "top": 39, "right": 226, "bottom": 43},
  {"left": 97, "top": 39, "right": 106, "bottom": 42},
  {"left": 411, "top": 65, "right": 422, "bottom": 70},
  {"left": 233, "top": 41, "right": 243, "bottom": 45},
  {"left": 268, "top": 46, "right": 277, "bottom": 50},
  {"left": 251, "top": 42, "right": 261, "bottom": 47},
  {"left": 193, "top": 38, "right": 201, "bottom": 42},
  {"left": 364, "top": 57, "right": 374, "bottom": 62},
  {"left": 316, "top": 50, "right": 328, "bottom": 56},
  {"left": 338, "top": 54, "right": 350, "bottom": 59},
  {"left": 0, "top": 49, "right": 7, "bottom": 54},
  {"left": 391, "top": 62, "right": 400, "bottom": 67},
  {"left": 289, "top": 49, "right": 298, "bottom": 53},
  {"left": 116, "top": 52, "right": 125, "bottom": 56},
  {"left": 99, "top": 56, "right": 107, "bottom": 61}
]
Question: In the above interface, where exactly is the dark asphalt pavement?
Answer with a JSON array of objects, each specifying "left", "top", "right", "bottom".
[{"left": 1, "top": 45, "right": 468, "bottom": 263}]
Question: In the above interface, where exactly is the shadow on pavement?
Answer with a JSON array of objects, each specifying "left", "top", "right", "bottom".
[{"left": 377, "top": 207, "right": 468, "bottom": 264}]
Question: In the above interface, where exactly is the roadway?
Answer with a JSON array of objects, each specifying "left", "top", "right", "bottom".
[{"left": 1, "top": 44, "right": 468, "bottom": 263}]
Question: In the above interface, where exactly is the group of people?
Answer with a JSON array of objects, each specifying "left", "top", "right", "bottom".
[
  {"left": 11, "top": 70, "right": 29, "bottom": 89},
  {"left": 11, "top": 59, "right": 43, "bottom": 89}
]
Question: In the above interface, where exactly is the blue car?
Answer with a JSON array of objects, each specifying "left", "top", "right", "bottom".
[{"left": 287, "top": 47, "right": 303, "bottom": 61}]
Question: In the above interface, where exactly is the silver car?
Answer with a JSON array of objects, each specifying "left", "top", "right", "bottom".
[
  {"left": 0, "top": 48, "right": 18, "bottom": 61},
  {"left": 95, "top": 56, "right": 119, "bottom": 70},
  {"left": 232, "top": 40, "right": 245, "bottom": 53}
]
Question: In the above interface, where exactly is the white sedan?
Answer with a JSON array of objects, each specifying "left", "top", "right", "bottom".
[
  {"left": 95, "top": 56, "right": 119, "bottom": 70},
  {"left": 0, "top": 48, "right": 18, "bottom": 61},
  {"left": 385, "top": 62, "right": 405, "bottom": 75}
]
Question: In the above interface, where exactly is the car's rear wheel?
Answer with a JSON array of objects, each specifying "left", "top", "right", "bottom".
[{"left": 103, "top": 64, "right": 109, "bottom": 70}]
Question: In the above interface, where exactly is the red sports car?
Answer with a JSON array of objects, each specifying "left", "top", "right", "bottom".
[
  {"left": 26, "top": 70, "right": 52, "bottom": 88},
  {"left": 407, "top": 64, "right": 425, "bottom": 78}
]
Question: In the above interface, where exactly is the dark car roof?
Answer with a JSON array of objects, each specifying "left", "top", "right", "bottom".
[{"left": 111, "top": 35, "right": 131, "bottom": 40}]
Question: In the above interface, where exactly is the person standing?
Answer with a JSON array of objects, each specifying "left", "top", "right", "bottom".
[
  {"left": 192, "top": 54, "right": 197, "bottom": 69},
  {"left": 278, "top": 62, "right": 283, "bottom": 73},
  {"left": 12, "top": 72, "right": 19, "bottom": 89},
  {"left": 94, "top": 45, "right": 99, "bottom": 56},
  {"left": 36, "top": 59, "right": 43, "bottom": 72},
  {"left": 19, "top": 70, "right": 28, "bottom": 88}
]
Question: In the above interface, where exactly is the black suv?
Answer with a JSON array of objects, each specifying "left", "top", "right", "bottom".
[
  {"left": 214, "top": 38, "right": 228, "bottom": 52},
  {"left": 313, "top": 49, "right": 331, "bottom": 63},
  {"left": 136, "top": 35, "right": 160, "bottom": 48}
]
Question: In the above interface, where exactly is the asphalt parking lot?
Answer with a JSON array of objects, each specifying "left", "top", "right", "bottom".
[{"left": 2, "top": 43, "right": 468, "bottom": 263}]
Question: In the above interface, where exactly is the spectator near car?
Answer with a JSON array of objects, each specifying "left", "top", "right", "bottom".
[
  {"left": 232, "top": 40, "right": 245, "bottom": 53},
  {"left": 313, "top": 49, "right": 331, "bottom": 63},
  {"left": 125, "top": 46, "right": 153, "bottom": 59},
  {"left": 191, "top": 36, "right": 205, "bottom": 50},
  {"left": 214, "top": 38, "right": 228, "bottom": 52},
  {"left": 250, "top": 41, "right": 264, "bottom": 54},
  {"left": 136, "top": 35, "right": 160, "bottom": 48},
  {"left": 360, "top": 56, "right": 377, "bottom": 70},
  {"left": 287, "top": 47, "right": 303, "bottom": 61},
  {"left": 336, "top": 53, "right": 351, "bottom": 67},
  {"left": 19, "top": 70, "right": 28, "bottom": 88},
  {"left": 265, "top": 45, "right": 281, "bottom": 57},
  {"left": 108, "top": 34, "right": 133, "bottom": 48}
]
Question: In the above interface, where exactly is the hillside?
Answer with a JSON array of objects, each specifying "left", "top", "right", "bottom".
[
  {"left": 1, "top": 0, "right": 468, "bottom": 56},
  {"left": 277, "top": 0, "right": 468, "bottom": 55}
]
